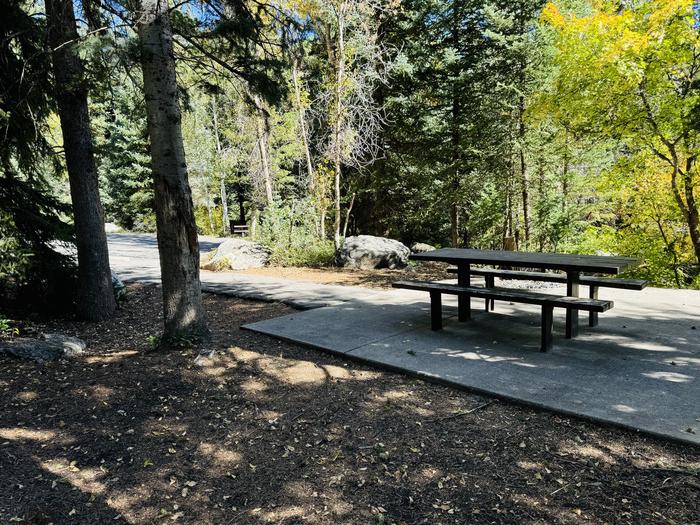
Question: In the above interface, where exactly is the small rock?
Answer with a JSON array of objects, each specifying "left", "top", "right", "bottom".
[
  {"left": 410, "top": 242, "right": 436, "bottom": 253},
  {"left": 112, "top": 271, "right": 127, "bottom": 302},
  {"left": 42, "top": 333, "right": 86, "bottom": 357}
]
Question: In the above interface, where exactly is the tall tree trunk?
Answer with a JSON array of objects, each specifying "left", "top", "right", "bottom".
[
  {"left": 292, "top": 59, "right": 316, "bottom": 193},
  {"left": 516, "top": 5, "right": 530, "bottom": 247},
  {"left": 292, "top": 58, "right": 325, "bottom": 239},
  {"left": 211, "top": 95, "right": 230, "bottom": 235},
  {"left": 251, "top": 93, "right": 274, "bottom": 207},
  {"left": 518, "top": 96, "right": 530, "bottom": 247},
  {"left": 137, "top": 0, "right": 208, "bottom": 340},
  {"left": 332, "top": 7, "right": 346, "bottom": 251},
  {"left": 449, "top": 0, "right": 462, "bottom": 248},
  {"left": 46, "top": 0, "right": 116, "bottom": 321}
]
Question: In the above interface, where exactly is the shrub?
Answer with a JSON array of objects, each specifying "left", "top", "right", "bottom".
[
  {"left": 0, "top": 176, "right": 77, "bottom": 315},
  {"left": 257, "top": 199, "right": 335, "bottom": 267},
  {"left": 194, "top": 205, "right": 224, "bottom": 236}
]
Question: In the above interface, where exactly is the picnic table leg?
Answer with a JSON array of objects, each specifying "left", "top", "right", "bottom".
[
  {"left": 458, "top": 264, "right": 471, "bottom": 321},
  {"left": 541, "top": 304, "right": 554, "bottom": 352},
  {"left": 565, "top": 271, "right": 580, "bottom": 338},
  {"left": 485, "top": 275, "right": 494, "bottom": 311},
  {"left": 430, "top": 291, "right": 443, "bottom": 330},
  {"left": 589, "top": 286, "right": 599, "bottom": 327}
]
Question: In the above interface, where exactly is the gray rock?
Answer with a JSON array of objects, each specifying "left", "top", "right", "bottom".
[
  {"left": 338, "top": 235, "right": 410, "bottom": 269},
  {"left": 201, "top": 238, "right": 270, "bottom": 271},
  {"left": 104, "top": 222, "right": 122, "bottom": 233},
  {"left": 0, "top": 333, "right": 86, "bottom": 363},
  {"left": 112, "top": 271, "right": 127, "bottom": 302},
  {"left": 410, "top": 242, "right": 436, "bottom": 253}
]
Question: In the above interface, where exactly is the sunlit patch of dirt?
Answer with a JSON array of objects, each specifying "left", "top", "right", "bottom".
[{"left": 228, "top": 262, "right": 452, "bottom": 289}]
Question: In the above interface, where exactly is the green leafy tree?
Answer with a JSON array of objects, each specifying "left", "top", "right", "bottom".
[{"left": 543, "top": 0, "right": 700, "bottom": 269}]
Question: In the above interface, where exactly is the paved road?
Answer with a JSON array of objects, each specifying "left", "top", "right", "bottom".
[{"left": 107, "top": 233, "right": 385, "bottom": 309}]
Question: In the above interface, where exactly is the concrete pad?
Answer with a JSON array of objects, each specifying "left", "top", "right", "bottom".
[{"left": 244, "top": 287, "right": 700, "bottom": 446}]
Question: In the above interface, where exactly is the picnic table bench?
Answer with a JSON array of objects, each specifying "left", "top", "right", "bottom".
[
  {"left": 392, "top": 280, "right": 613, "bottom": 351},
  {"left": 399, "top": 248, "right": 641, "bottom": 351},
  {"left": 446, "top": 267, "right": 647, "bottom": 326}
]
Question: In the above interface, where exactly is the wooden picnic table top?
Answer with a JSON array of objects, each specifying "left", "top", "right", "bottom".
[{"left": 409, "top": 248, "right": 640, "bottom": 275}]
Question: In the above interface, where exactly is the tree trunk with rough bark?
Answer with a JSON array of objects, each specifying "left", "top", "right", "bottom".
[
  {"left": 137, "top": 0, "right": 208, "bottom": 340},
  {"left": 46, "top": 0, "right": 116, "bottom": 321}
]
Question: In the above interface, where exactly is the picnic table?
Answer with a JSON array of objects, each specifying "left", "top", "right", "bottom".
[{"left": 409, "top": 248, "right": 640, "bottom": 339}]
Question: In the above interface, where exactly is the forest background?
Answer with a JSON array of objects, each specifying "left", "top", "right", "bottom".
[{"left": 3, "top": 0, "right": 700, "bottom": 314}]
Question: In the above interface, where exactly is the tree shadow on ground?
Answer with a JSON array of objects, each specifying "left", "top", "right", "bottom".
[{"left": 0, "top": 284, "right": 698, "bottom": 524}]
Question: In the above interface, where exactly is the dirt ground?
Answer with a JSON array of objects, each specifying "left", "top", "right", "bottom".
[
  {"left": 231, "top": 263, "right": 451, "bottom": 289},
  {"left": 1, "top": 284, "right": 699, "bottom": 525}
]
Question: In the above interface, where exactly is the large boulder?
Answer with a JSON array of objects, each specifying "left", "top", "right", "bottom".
[
  {"left": 0, "top": 333, "right": 86, "bottom": 364},
  {"left": 338, "top": 235, "right": 410, "bottom": 270},
  {"left": 410, "top": 242, "right": 436, "bottom": 253},
  {"left": 201, "top": 238, "right": 270, "bottom": 271}
]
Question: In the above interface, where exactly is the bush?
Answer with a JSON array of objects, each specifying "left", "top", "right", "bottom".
[
  {"left": 257, "top": 199, "right": 335, "bottom": 267},
  {"left": 569, "top": 224, "right": 698, "bottom": 288},
  {"left": 194, "top": 205, "right": 225, "bottom": 236}
]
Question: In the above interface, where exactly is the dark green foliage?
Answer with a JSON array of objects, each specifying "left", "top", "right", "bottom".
[
  {"left": 0, "top": 0, "right": 77, "bottom": 314},
  {"left": 93, "top": 83, "right": 155, "bottom": 230}
]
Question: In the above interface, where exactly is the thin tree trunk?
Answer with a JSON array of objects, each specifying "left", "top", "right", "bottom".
[
  {"left": 137, "top": 0, "right": 207, "bottom": 340},
  {"left": 198, "top": 172, "right": 214, "bottom": 232},
  {"left": 333, "top": 7, "right": 346, "bottom": 251},
  {"left": 674, "top": 163, "right": 700, "bottom": 266},
  {"left": 251, "top": 93, "right": 274, "bottom": 206},
  {"left": 211, "top": 95, "right": 230, "bottom": 235},
  {"left": 561, "top": 131, "right": 570, "bottom": 212},
  {"left": 450, "top": 0, "right": 461, "bottom": 248},
  {"left": 519, "top": 98, "right": 530, "bottom": 247},
  {"left": 292, "top": 59, "right": 315, "bottom": 193},
  {"left": 250, "top": 208, "right": 260, "bottom": 239},
  {"left": 516, "top": 5, "right": 530, "bottom": 247},
  {"left": 46, "top": 0, "right": 116, "bottom": 321},
  {"left": 334, "top": 155, "right": 342, "bottom": 249},
  {"left": 342, "top": 192, "right": 355, "bottom": 238},
  {"left": 237, "top": 185, "right": 246, "bottom": 224}
]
